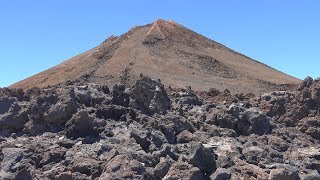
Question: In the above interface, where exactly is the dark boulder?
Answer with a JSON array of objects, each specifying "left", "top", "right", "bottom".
[
  {"left": 153, "top": 156, "right": 174, "bottom": 178},
  {"left": 0, "top": 101, "right": 29, "bottom": 131},
  {"left": 188, "top": 143, "right": 216, "bottom": 176},
  {"left": 298, "top": 76, "right": 314, "bottom": 91},
  {"left": 65, "top": 110, "right": 96, "bottom": 138},
  {"left": 112, "top": 84, "right": 130, "bottom": 107},
  {"left": 74, "top": 84, "right": 107, "bottom": 107},
  {"left": 130, "top": 76, "right": 170, "bottom": 115}
]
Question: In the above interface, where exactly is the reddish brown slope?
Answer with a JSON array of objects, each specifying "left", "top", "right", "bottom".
[{"left": 10, "top": 19, "right": 300, "bottom": 94}]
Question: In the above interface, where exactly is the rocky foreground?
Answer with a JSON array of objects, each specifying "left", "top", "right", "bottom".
[{"left": 0, "top": 76, "right": 320, "bottom": 180}]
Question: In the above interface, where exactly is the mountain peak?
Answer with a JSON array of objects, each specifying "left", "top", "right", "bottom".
[{"left": 10, "top": 20, "right": 300, "bottom": 94}]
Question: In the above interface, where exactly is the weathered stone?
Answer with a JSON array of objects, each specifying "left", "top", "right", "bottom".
[
  {"left": 298, "top": 76, "right": 314, "bottom": 91},
  {"left": 242, "top": 146, "right": 266, "bottom": 165},
  {"left": 99, "top": 155, "right": 145, "bottom": 179},
  {"left": 188, "top": 143, "right": 216, "bottom": 175},
  {"left": 130, "top": 76, "right": 170, "bottom": 115},
  {"left": 65, "top": 110, "right": 95, "bottom": 138},
  {"left": 164, "top": 161, "right": 204, "bottom": 180},
  {"left": 210, "top": 168, "right": 231, "bottom": 180},
  {"left": 269, "top": 166, "right": 300, "bottom": 180},
  {"left": 154, "top": 156, "right": 174, "bottom": 178},
  {"left": 176, "top": 130, "right": 194, "bottom": 143},
  {"left": 112, "top": 84, "right": 130, "bottom": 107}
]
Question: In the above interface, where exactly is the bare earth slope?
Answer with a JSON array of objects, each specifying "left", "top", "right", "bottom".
[{"left": 10, "top": 19, "right": 300, "bottom": 94}]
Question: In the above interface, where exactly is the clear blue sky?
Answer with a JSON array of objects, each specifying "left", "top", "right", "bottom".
[{"left": 1, "top": 1, "right": 319, "bottom": 87}]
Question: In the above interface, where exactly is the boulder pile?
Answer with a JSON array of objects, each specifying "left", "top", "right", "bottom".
[{"left": 0, "top": 76, "right": 319, "bottom": 179}]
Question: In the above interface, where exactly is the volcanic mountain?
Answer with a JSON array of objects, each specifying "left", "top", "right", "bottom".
[{"left": 10, "top": 19, "right": 300, "bottom": 94}]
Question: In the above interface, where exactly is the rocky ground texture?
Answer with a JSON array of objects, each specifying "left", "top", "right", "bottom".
[{"left": 1, "top": 76, "right": 320, "bottom": 180}]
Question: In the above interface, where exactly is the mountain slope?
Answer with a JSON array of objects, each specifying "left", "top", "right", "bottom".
[{"left": 10, "top": 19, "right": 300, "bottom": 94}]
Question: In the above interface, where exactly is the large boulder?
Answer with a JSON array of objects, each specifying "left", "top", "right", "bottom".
[
  {"left": 0, "top": 97, "right": 16, "bottom": 114},
  {"left": 172, "top": 86, "right": 203, "bottom": 107},
  {"left": 65, "top": 110, "right": 96, "bottom": 138},
  {"left": 112, "top": 84, "right": 130, "bottom": 107},
  {"left": 150, "top": 114, "right": 194, "bottom": 144},
  {"left": 0, "top": 101, "right": 29, "bottom": 131},
  {"left": 298, "top": 117, "right": 320, "bottom": 140},
  {"left": 43, "top": 96, "right": 77, "bottom": 124},
  {"left": 153, "top": 156, "right": 174, "bottom": 178},
  {"left": 298, "top": 76, "right": 314, "bottom": 91},
  {"left": 188, "top": 143, "right": 216, "bottom": 176},
  {"left": 22, "top": 89, "right": 78, "bottom": 134},
  {"left": 74, "top": 84, "right": 107, "bottom": 107},
  {"left": 0, "top": 148, "right": 33, "bottom": 180},
  {"left": 212, "top": 106, "right": 272, "bottom": 135},
  {"left": 130, "top": 76, "right": 170, "bottom": 115},
  {"left": 240, "top": 108, "right": 272, "bottom": 135}
]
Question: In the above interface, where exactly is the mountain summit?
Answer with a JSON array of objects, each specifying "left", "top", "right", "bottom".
[{"left": 10, "top": 19, "right": 300, "bottom": 93}]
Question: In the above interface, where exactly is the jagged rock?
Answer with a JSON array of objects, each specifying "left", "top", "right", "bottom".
[
  {"left": 0, "top": 97, "right": 16, "bottom": 114},
  {"left": 70, "top": 157, "right": 103, "bottom": 177},
  {"left": 154, "top": 156, "right": 174, "bottom": 178},
  {"left": 65, "top": 110, "right": 95, "bottom": 138},
  {"left": 188, "top": 143, "right": 216, "bottom": 176},
  {"left": 298, "top": 76, "right": 314, "bottom": 91},
  {"left": 269, "top": 166, "right": 300, "bottom": 180},
  {"left": 172, "top": 86, "right": 203, "bottom": 107},
  {"left": 43, "top": 96, "right": 77, "bottom": 124},
  {"left": 212, "top": 106, "right": 272, "bottom": 135},
  {"left": 240, "top": 108, "right": 272, "bottom": 135},
  {"left": 176, "top": 130, "right": 194, "bottom": 143},
  {"left": 39, "top": 147, "right": 66, "bottom": 167},
  {"left": 298, "top": 117, "right": 320, "bottom": 140},
  {"left": 112, "top": 84, "right": 130, "bottom": 107},
  {"left": 0, "top": 101, "right": 29, "bottom": 131},
  {"left": 130, "top": 130, "right": 152, "bottom": 152},
  {"left": 96, "top": 104, "right": 129, "bottom": 121},
  {"left": 210, "top": 168, "right": 231, "bottom": 180},
  {"left": 0, "top": 148, "right": 33, "bottom": 180},
  {"left": 130, "top": 76, "right": 170, "bottom": 115},
  {"left": 164, "top": 161, "right": 204, "bottom": 180},
  {"left": 151, "top": 114, "right": 194, "bottom": 144},
  {"left": 242, "top": 146, "right": 266, "bottom": 165},
  {"left": 74, "top": 84, "right": 106, "bottom": 107},
  {"left": 99, "top": 155, "right": 145, "bottom": 179},
  {"left": 1, "top": 76, "right": 320, "bottom": 179}
]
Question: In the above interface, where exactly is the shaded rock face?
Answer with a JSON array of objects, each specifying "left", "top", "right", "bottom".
[
  {"left": 65, "top": 110, "right": 96, "bottom": 138},
  {"left": 130, "top": 76, "right": 170, "bottom": 115},
  {"left": 0, "top": 75, "right": 320, "bottom": 179},
  {"left": 210, "top": 105, "right": 272, "bottom": 136}
]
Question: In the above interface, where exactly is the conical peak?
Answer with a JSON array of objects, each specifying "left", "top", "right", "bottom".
[
  {"left": 154, "top": 19, "right": 167, "bottom": 24},
  {"left": 152, "top": 19, "right": 180, "bottom": 28},
  {"left": 10, "top": 19, "right": 301, "bottom": 93},
  {"left": 145, "top": 19, "right": 182, "bottom": 40}
]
